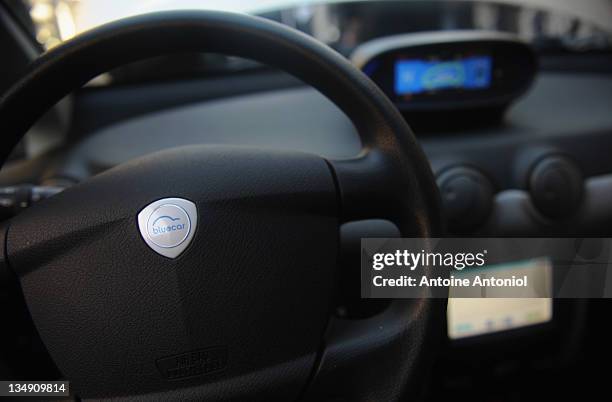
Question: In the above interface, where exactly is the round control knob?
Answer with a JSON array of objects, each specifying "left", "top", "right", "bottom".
[
  {"left": 437, "top": 166, "right": 494, "bottom": 233},
  {"left": 528, "top": 155, "right": 583, "bottom": 218}
]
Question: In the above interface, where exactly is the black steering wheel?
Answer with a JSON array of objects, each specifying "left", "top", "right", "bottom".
[{"left": 0, "top": 11, "right": 445, "bottom": 401}]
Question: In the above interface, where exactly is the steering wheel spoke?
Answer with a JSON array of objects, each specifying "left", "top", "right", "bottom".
[
  {"left": 328, "top": 150, "right": 400, "bottom": 223},
  {"left": 330, "top": 147, "right": 440, "bottom": 237}
]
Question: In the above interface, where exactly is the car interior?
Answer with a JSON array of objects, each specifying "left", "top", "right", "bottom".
[{"left": 0, "top": 0, "right": 611, "bottom": 401}]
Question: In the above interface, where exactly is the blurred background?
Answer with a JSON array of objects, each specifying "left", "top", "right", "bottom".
[{"left": 7, "top": 0, "right": 612, "bottom": 86}]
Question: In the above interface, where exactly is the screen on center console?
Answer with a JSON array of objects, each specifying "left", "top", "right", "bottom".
[
  {"left": 447, "top": 258, "right": 553, "bottom": 339},
  {"left": 394, "top": 55, "right": 492, "bottom": 95}
]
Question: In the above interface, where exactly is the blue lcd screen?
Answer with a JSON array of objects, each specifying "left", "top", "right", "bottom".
[{"left": 394, "top": 56, "right": 492, "bottom": 95}]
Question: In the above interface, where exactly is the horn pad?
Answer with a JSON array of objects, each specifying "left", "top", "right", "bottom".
[{"left": 8, "top": 145, "right": 338, "bottom": 399}]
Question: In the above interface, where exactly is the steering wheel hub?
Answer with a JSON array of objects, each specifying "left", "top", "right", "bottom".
[{"left": 9, "top": 146, "right": 338, "bottom": 398}]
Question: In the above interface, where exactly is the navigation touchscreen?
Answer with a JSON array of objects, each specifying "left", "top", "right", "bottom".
[{"left": 447, "top": 258, "right": 553, "bottom": 339}]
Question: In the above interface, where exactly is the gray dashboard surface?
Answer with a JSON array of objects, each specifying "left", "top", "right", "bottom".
[
  {"left": 70, "top": 87, "right": 361, "bottom": 174},
  {"left": 422, "top": 72, "right": 612, "bottom": 154},
  {"left": 69, "top": 72, "right": 612, "bottom": 175}
]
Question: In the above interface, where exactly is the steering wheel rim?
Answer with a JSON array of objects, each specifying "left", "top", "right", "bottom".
[{"left": 0, "top": 11, "right": 445, "bottom": 401}]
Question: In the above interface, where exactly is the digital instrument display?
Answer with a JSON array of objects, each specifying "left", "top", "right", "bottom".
[
  {"left": 352, "top": 32, "right": 537, "bottom": 112},
  {"left": 447, "top": 258, "right": 553, "bottom": 339},
  {"left": 394, "top": 56, "right": 492, "bottom": 95}
]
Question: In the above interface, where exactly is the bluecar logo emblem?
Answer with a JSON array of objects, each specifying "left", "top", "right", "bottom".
[
  {"left": 137, "top": 198, "right": 197, "bottom": 258},
  {"left": 151, "top": 215, "right": 186, "bottom": 236}
]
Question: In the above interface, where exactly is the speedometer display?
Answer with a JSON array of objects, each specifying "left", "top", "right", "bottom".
[
  {"left": 394, "top": 56, "right": 492, "bottom": 95},
  {"left": 352, "top": 32, "right": 537, "bottom": 113}
]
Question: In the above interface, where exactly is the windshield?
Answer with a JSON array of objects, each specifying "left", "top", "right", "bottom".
[
  {"left": 22, "top": 0, "right": 612, "bottom": 51},
  {"left": 17, "top": 0, "right": 612, "bottom": 85}
]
